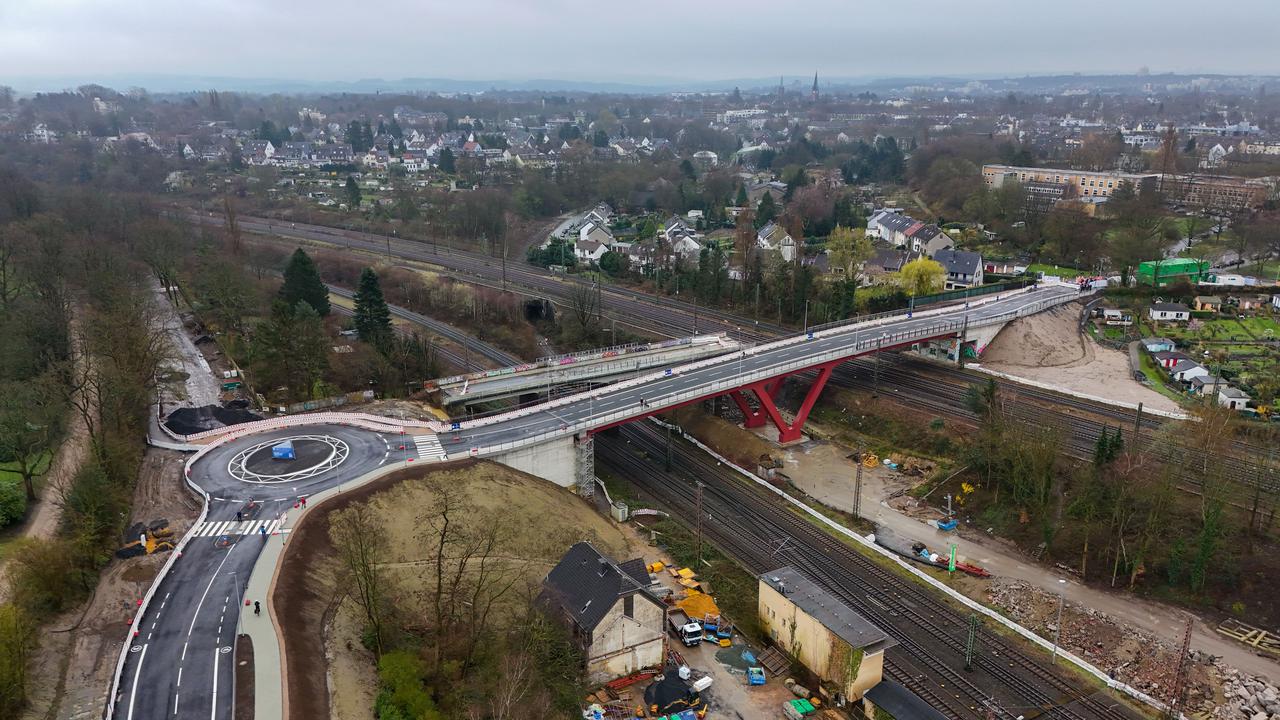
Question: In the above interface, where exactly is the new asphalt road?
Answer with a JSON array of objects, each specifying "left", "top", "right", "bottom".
[{"left": 113, "top": 426, "right": 399, "bottom": 720}]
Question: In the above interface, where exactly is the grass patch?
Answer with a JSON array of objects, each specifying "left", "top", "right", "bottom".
[
  {"left": 1137, "top": 353, "right": 1187, "bottom": 404},
  {"left": 1027, "top": 263, "right": 1085, "bottom": 278},
  {"left": 0, "top": 452, "right": 53, "bottom": 482}
]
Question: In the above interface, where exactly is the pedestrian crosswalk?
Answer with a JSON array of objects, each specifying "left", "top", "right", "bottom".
[
  {"left": 194, "top": 519, "right": 288, "bottom": 538},
  {"left": 412, "top": 434, "right": 448, "bottom": 461}
]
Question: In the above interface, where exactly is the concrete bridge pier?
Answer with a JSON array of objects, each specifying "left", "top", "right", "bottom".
[{"left": 489, "top": 431, "right": 596, "bottom": 497}]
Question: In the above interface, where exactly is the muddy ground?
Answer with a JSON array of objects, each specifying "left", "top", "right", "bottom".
[{"left": 21, "top": 449, "right": 199, "bottom": 720}]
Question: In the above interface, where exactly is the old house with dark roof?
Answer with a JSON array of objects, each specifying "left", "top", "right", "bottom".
[
  {"left": 541, "top": 542, "right": 666, "bottom": 683},
  {"left": 931, "top": 249, "right": 985, "bottom": 289}
]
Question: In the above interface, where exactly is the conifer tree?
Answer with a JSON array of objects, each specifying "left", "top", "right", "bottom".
[
  {"left": 280, "top": 248, "right": 330, "bottom": 316},
  {"left": 353, "top": 267, "right": 393, "bottom": 348}
]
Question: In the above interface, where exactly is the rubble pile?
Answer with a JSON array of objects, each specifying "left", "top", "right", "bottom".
[
  {"left": 1215, "top": 667, "right": 1280, "bottom": 720},
  {"left": 986, "top": 580, "right": 1220, "bottom": 714}
]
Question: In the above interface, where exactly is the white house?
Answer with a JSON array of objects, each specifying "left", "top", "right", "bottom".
[
  {"left": 578, "top": 221, "right": 614, "bottom": 249},
  {"left": 1217, "top": 386, "right": 1250, "bottom": 410},
  {"left": 574, "top": 239, "right": 609, "bottom": 263},
  {"left": 756, "top": 221, "right": 796, "bottom": 262},
  {"left": 1148, "top": 302, "right": 1191, "bottom": 322},
  {"left": 1170, "top": 359, "right": 1209, "bottom": 383}
]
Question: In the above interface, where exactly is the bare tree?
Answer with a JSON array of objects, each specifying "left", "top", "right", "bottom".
[{"left": 330, "top": 502, "right": 390, "bottom": 656}]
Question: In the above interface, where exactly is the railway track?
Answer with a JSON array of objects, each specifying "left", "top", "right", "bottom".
[
  {"left": 224, "top": 213, "right": 1277, "bottom": 490},
  {"left": 598, "top": 424, "right": 1144, "bottom": 720}
]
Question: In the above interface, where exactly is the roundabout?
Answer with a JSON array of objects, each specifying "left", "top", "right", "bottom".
[{"left": 226, "top": 434, "right": 350, "bottom": 483}]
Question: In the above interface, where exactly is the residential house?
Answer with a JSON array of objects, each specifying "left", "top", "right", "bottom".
[
  {"left": 907, "top": 223, "right": 951, "bottom": 255},
  {"left": 1189, "top": 375, "right": 1228, "bottom": 396},
  {"left": 1096, "top": 307, "right": 1133, "bottom": 326},
  {"left": 579, "top": 221, "right": 615, "bottom": 250},
  {"left": 663, "top": 215, "right": 694, "bottom": 244},
  {"left": 759, "top": 567, "right": 894, "bottom": 702},
  {"left": 1148, "top": 302, "right": 1190, "bottom": 322},
  {"left": 541, "top": 543, "right": 666, "bottom": 684},
  {"left": 1170, "top": 359, "right": 1209, "bottom": 383},
  {"left": 866, "top": 248, "right": 913, "bottom": 281},
  {"left": 671, "top": 235, "right": 703, "bottom": 263},
  {"left": 1218, "top": 386, "right": 1250, "bottom": 410},
  {"left": 574, "top": 239, "right": 609, "bottom": 263},
  {"left": 1274, "top": 294, "right": 1280, "bottom": 310},
  {"left": 312, "top": 143, "right": 354, "bottom": 165},
  {"left": 931, "top": 249, "right": 984, "bottom": 289},
  {"left": 1152, "top": 350, "right": 1191, "bottom": 369},
  {"left": 756, "top": 221, "right": 796, "bottom": 262},
  {"left": 1140, "top": 337, "right": 1175, "bottom": 353},
  {"left": 1193, "top": 296, "right": 1223, "bottom": 313},
  {"left": 241, "top": 140, "right": 276, "bottom": 165}
]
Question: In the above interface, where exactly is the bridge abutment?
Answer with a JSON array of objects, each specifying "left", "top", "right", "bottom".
[{"left": 488, "top": 432, "right": 596, "bottom": 497}]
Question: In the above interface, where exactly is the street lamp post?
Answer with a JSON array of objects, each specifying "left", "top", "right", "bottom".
[{"left": 230, "top": 571, "right": 244, "bottom": 636}]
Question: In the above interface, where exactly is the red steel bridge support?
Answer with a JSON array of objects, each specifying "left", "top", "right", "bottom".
[{"left": 726, "top": 359, "right": 843, "bottom": 443}]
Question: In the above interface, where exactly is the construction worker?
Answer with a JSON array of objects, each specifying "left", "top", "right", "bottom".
[{"left": 236, "top": 510, "right": 242, "bottom": 522}]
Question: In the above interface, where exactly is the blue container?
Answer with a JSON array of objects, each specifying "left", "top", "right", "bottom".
[{"left": 272, "top": 440, "right": 296, "bottom": 460}]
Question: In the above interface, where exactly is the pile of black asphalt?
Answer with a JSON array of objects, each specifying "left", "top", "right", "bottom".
[{"left": 164, "top": 404, "right": 263, "bottom": 436}]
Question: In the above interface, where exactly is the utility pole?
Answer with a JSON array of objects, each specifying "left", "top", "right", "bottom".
[
  {"left": 1166, "top": 616, "right": 1195, "bottom": 720},
  {"left": 853, "top": 454, "right": 864, "bottom": 518},
  {"left": 695, "top": 481, "right": 706, "bottom": 566},
  {"left": 873, "top": 335, "right": 884, "bottom": 397},
  {"left": 665, "top": 423, "right": 673, "bottom": 472},
  {"left": 500, "top": 235, "right": 508, "bottom": 293},
  {"left": 964, "top": 614, "right": 980, "bottom": 671},
  {"left": 1051, "top": 590, "right": 1065, "bottom": 664},
  {"left": 1133, "top": 401, "right": 1144, "bottom": 443}
]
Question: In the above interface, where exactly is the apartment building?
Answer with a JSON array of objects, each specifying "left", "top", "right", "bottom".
[{"left": 981, "top": 164, "right": 1159, "bottom": 199}]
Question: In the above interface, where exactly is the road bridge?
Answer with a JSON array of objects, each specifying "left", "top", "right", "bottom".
[
  {"left": 428, "top": 333, "right": 742, "bottom": 407},
  {"left": 448, "top": 283, "right": 1083, "bottom": 489}
]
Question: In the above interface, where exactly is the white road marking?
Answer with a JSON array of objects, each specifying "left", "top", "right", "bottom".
[
  {"left": 173, "top": 692, "right": 179, "bottom": 715},
  {"left": 176, "top": 667, "right": 182, "bottom": 687},
  {"left": 182, "top": 641, "right": 188, "bottom": 661},
  {"left": 186, "top": 541, "right": 238, "bottom": 640},
  {"left": 125, "top": 643, "right": 148, "bottom": 720},
  {"left": 210, "top": 647, "right": 220, "bottom": 720},
  {"left": 411, "top": 434, "right": 448, "bottom": 461}
]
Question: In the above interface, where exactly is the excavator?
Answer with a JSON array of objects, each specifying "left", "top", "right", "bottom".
[{"left": 115, "top": 520, "right": 176, "bottom": 559}]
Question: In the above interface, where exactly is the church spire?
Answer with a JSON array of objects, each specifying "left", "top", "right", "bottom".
[{"left": 811, "top": 72, "right": 819, "bottom": 102}]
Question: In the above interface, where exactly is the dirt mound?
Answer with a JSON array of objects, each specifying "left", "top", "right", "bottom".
[
  {"left": 164, "top": 404, "right": 263, "bottom": 436},
  {"left": 980, "top": 304, "right": 1091, "bottom": 368}
]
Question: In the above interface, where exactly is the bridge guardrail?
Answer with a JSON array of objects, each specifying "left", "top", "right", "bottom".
[{"left": 444, "top": 286, "right": 1080, "bottom": 437}]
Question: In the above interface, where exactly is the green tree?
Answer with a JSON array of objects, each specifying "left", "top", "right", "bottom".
[
  {"left": 438, "top": 148, "right": 456, "bottom": 174},
  {"left": 255, "top": 300, "right": 330, "bottom": 400},
  {"left": 734, "top": 184, "right": 749, "bottom": 208},
  {"left": 353, "top": 268, "right": 393, "bottom": 348},
  {"left": 756, "top": 192, "right": 777, "bottom": 227},
  {"left": 599, "top": 250, "right": 628, "bottom": 277},
  {"left": 897, "top": 257, "right": 946, "bottom": 296},
  {"left": 0, "top": 603, "right": 35, "bottom": 716},
  {"left": 345, "top": 176, "right": 362, "bottom": 210},
  {"left": 280, "top": 248, "right": 330, "bottom": 317},
  {"left": 826, "top": 225, "right": 873, "bottom": 279},
  {"left": 0, "top": 371, "right": 64, "bottom": 502}
]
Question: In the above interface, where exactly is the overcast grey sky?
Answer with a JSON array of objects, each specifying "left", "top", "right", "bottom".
[{"left": 2, "top": 0, "right": 1278, "bottom": 89}]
